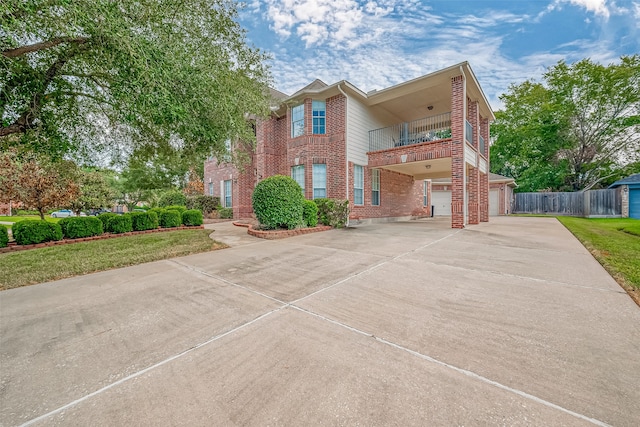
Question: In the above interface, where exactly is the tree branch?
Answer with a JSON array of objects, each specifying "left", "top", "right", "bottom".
[{"left": 2, "top": 37, "right": 88, "bottom": 58}]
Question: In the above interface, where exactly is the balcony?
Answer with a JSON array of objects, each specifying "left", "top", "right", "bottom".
[
  {"left": 479, "top": 135, "right": 485, "bottom": 156},
  {"left": 369, "top": 112, "right": 451, "bottom": 152}
]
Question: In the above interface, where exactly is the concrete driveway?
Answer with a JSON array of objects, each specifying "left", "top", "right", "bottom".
[{"left": 1, "top": 217, "right": 638, "bottom": 426}]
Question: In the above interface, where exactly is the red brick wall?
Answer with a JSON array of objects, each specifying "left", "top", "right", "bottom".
[
  {"left": 349, "top": 164, "right": 427, "bottom": 220},
  {"left": 450, "top": 75, "right": 465, "bottom": 228}
]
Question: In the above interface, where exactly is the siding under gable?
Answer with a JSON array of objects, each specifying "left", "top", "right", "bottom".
[{"left": 347, "top": 96, "right": 385, "bottom": 166}]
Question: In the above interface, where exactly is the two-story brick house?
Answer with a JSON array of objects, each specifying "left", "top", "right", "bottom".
[{"left": 204, "top": 61, "right": 494, "bottom": 229}]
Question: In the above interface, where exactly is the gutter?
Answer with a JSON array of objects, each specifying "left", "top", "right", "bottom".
[{"left": 460, "top": 65, "right": 468, "bottom": 226}]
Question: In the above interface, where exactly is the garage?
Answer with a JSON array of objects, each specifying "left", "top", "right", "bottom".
[
  {"left": 489, "top": 189, "right": 500, "bottom": 216},
  {"left": 630, "top": 188, "right": 640, "bottom": 219},
  {"left": 608, "top": 173, "right": 640, "bottom": 219},
  {"left": 431, "top": 191, "right": 451, "bottom": 216}
]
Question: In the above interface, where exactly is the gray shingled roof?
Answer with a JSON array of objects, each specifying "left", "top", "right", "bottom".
[{"left": 608, "top": 173, "right": 640, "bottom": 188}]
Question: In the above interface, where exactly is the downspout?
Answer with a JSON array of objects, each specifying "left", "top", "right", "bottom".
[
  {"left": 460, "top": 65, "right": 467, "bottom": 226},
  {"left": 337, "top": 83, "right": 349, "bottom": 227}
]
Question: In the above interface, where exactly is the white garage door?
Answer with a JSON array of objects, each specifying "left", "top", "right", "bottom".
[
  {"left": 432, "top": 191, "right": 451, "bottom": 216},
  {"left": 489, "top": 189, "right": 500, "bottom": 216}
]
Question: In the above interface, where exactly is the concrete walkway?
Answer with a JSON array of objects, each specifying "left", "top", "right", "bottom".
[{"left": 1, "top": 217, "right": 638, "bottom": 426}]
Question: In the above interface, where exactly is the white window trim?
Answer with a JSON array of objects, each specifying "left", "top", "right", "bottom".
[{"left": 354, "top": 165, "right": 364, "bottom": 206}]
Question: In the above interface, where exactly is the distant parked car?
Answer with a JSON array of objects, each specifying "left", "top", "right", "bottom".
[
  {"left": 88, "top": 208, "right": 112, "bottom": 216},
  {"left": 50, "top": 210, "right": 87, "bottom": 218},
  {"left": 50, "top": 209, "right": 74, "bottom": 218}
]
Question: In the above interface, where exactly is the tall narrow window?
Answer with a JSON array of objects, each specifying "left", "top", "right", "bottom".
[
  {"left": 291, "top": 165, "right": 305, "bottom": 193},
  {"left": 312, "top": 100, "right": 326, "bottom": 134},
  {"left": 221, "top": 138, "right": 232, "bottom": 162},
  {"left": 291, "top": 104, "right": 304, "bottom": 137},
  {"left": 371, "top": 169, "right": 380, "bottom": 206},
  {"left": 354, "top": 165, "right": 364, "bottom": 205},
  {"left": 224, "top": 180, "right": 232, "bottom": 208},
  {"left": 208, "top": 182, "right": 214, "bottom": 196},
  {"left": 313, "top": 164, "right": 326, "bottom": 199},
  {"left": 423, "top": 180, "right": 429, "bottom": 206}
]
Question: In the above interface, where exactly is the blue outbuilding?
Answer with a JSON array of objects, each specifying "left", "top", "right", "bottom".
[{"left": 609, "top": 173, "right": 640, "bottom": 219}]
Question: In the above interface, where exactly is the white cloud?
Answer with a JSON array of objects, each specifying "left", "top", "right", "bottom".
[{"left": 542, "top": 0, "right": 611, "bottom": 19}]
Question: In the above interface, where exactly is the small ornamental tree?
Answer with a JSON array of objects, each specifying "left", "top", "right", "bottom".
[
  {"left": 0, "top": 151, "right": 79, "bottom": 220},
  {"left": 252, "top": 175, "right": 305, "bottom": 229}
]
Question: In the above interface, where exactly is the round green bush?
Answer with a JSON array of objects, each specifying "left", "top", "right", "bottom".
[
  {"left": 159, "top": 210, "right": 182, "bottom": 228},
  {"left": 105, "top": 214, "right": 133, "bottom": 234},
  {"left": 0, "top": 225, "right": 8, "bottom": 248},
  {"left": 59, "top": 217, "right": 104, "bottom": 239},
  {"left": 302, "top": 199, "right": 319, "bottom": 227},
  {"left": 130, "top": 211, "right": 159, "bottom": 231},
  {"left": 13, "top": 220, "right": 63, "bottom": 245},
  {"left": 97, "top": 212, "right": 118, "bottom": 230},
  {"left": 218, "top": 207, "right": 233, "bottom": 219},
  {"left": 158, "top": 190, "right": 187, "bottom": 207},
  {"left": 181, "top": 209, "right": 203, "bottom": 226},
  {"left": 252, "top": 175, "right": 305, "bottom": 230}
]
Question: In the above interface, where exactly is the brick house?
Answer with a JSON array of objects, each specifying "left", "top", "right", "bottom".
[{"left": 204, "top": 61, "right": 494, "bottom": 229}]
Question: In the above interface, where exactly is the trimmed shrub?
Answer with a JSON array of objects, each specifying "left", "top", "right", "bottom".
[
  {"left": 165, "top": 205, "right": 187, "bottom": 214},
  {"left": 105, "top": 214, "right": 133, "bottom": 234},
  {"left": 97, "top": 212, "right": 118, "bottom": 230},
  {"left": 158, "top": 190, "right": 187, "bottom": 208},
  {"left": 0, "top": 225, "right": 8, "bottom": 248},
  {"left": 159, "top": 210, "right": 182, "bottom": 228},
  {"left": 302, "top": 199, "right": 319, "bottom": 227},
  {"left": 187, "top": 195, "right": 219, "bottom": 215},
  {"left": 59, "top": 217, "right": 103, "bottom": 239},
  {"left": 218, "top": 207, "right": 233, "bottom": 219},
  {"left": 130, "top": 211, "right": 159, "bottom": 231},
  {"left": 13, "top": 220, "right": 63, "bottom": 245},
  {"left": 314, "top": 198, "right": 349, "bottom": 228},
  {"left": 147, "top": 207, "right": 166, "bottom": 218},
  {"left": 252, "top": 175, "right": 305, "bottom": 230},
  {"left": 182, "top": 209, "right": 203, "bottom": 226}
]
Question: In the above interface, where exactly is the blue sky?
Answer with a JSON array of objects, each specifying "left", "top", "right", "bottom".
[{"left": 239, "top": 0, "right": 640, "bottom": 110}]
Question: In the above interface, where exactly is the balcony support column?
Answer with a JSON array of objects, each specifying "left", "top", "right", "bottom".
[{"left": 450, "top": 75, "right": 465, "bottom": 228}]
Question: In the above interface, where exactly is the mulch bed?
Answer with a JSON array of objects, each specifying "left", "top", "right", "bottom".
[
  {"left": 0, "top": 225, "right": 205, "bottom": 253},
  {"left": 232, "top": 221, "right": 332, "bottom": 240}
]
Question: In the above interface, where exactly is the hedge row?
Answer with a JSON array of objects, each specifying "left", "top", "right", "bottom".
[
  {"left": 0, "top": 225, "right": 9, "bottom": 248},
  {"left": 8, "top": 209, "right": 204, "bottom": 246}
]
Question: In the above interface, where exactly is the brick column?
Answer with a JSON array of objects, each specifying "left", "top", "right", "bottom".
[
  {"left": 450, "top": 75, "right": 465, "bottom": 228},
  {"left": 468, "top": 165, "right": 479, "bottom": 224}
]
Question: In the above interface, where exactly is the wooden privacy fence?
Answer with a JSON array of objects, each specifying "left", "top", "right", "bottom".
[{"left": 513, "top": 188, "right": 622, "bottom": 217}]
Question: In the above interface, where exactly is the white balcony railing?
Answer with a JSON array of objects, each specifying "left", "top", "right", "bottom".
[{"left": 369, "top": 112, "right": 451, "bottom": 152}]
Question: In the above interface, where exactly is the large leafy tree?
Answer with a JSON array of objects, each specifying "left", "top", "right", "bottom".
[
  {"left": 0, "top": 0, "right": 271, "bottom": 161},
  {"left": 491, "top": 56, "right": 640, "bottom": 191}
]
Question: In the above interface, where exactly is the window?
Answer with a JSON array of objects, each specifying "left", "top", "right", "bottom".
[
  {"left": 291, "top": 104, "right": 304, "bottom": 137},
  {"left": 208, "top": 182, "right": 214, "bottom": 196},
  {"left": 371, "top": 169, "right": 380, "bottom": 206},
  {"left": 313, "top": 164, "right": 326, "bottom": 199},
  {"left": 423, "top": 180, "right": 429, "bottom": 206},
  {"left": 222, "top": 138, "right": 232, "bottom": 162},
  {"left": 354, "top": 165, "right": 364, "bottom": 205},
  {"left": 224, "top": 180, "right": 232, "bottom": 208},
  {"left": 291, "top": 165, "right": 305, "bottom": 193},
  {"left": 312, "top": 100, "right": 326, "bottom": 134}
]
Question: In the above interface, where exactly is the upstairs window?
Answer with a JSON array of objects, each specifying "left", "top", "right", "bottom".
[
  {"left": 312, "top": 101, "right": 326, "bottom": 134},
  {"left": 291, "top": 104, "right": 304, "bottom": 137}
]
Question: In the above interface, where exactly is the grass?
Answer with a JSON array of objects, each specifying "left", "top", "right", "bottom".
[
  {"left": 0, "top": 230, "right": 226, "bottom": 290},
  {"left": 557, "top": 217, "right": 640, "bottom": 296},
  {"left": 0, "top": 215, "right": 60, "bottom": 232}
]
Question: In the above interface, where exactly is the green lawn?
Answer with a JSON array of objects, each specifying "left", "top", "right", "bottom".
[
  {"left": 557, "top": 217, "right": 640, "bottom": 293},
  {"left": 0, "top": 230, "right": 226, "bottom": 290},
  {"left": 0, "top": 215, "right": 60, "bottom": 232}
]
